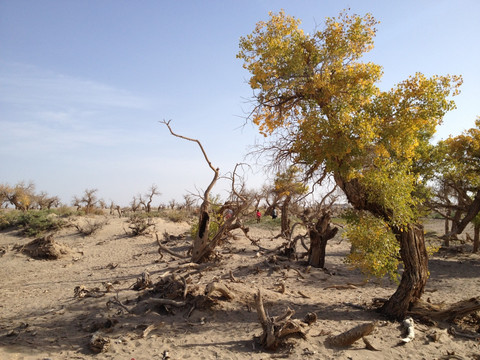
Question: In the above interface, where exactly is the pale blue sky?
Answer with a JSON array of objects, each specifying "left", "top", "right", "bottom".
[{"left": 1, "top": 0, "right": 479, "bottom": 206}]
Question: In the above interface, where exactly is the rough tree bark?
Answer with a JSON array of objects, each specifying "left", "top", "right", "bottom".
[
  {"left": 281, "top": 196, "right": 291, "bottom": 238},
  {"left": 307, "top": 211, "right": 338, "bottom": 268},
  {"left": 473, "top": 223, "right": 479, "bottom": 253},
  {"left": 335, "top": 176, "right": 429, "bottom": 320},
  {"left": 380, "top": 224, "right": 429, "bottom": 319}
]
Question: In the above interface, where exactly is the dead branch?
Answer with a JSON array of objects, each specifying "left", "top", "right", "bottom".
[
  {"left": 229, "top": 270, "right": 243, "bottom": 283},
  {"left": 143, "top": 298, "right": 187, "bottom": 307},
  {"left": 362, "top": 336, "right": 380, "bottom": 351},
  {"left": 324, "top": 284, "right": 358, "bottom": 290},
  {"left": 156, "top": 233, "right": 188, "bottom": 259},
  {"left": 448, "top": 326, "right": 480, "bottom": 341},
  {"left": 326, "top": 322, "right": 376, "bottom": 347},
  {"left": 106, "top": 294, "right": 132, "bottom": 314},
  {"left": 205, "top": 281, "right": 235, "bottom": 300},
  {"left": 142, "top": 323, "right": 162, "bottom": 338}
]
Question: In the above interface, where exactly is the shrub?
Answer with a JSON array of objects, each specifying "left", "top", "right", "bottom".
[
  {"left": 163, "top": 209, "right": 191, "bottom": 223},
  {"left": 343, "top": 211, "right": 401, "bottom": 283},
  {"left": 18, "top": 210, "right": 66, "bottom": 237},
  {"left": 126, "top": 214, "right": 155, "bottom": 236},
  {"left": 0, "top": 210, "right": 23, "bottom": 230},
  {"left": 74, "top": 217, "right": 109, "bottom": 236}
]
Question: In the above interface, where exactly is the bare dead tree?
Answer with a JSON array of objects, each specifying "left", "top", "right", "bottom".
[
  {"left": 161, "top": 120, "right": 220, "bottom": 263},
  {"left": 183, "top": 194, "right": 197, "bottom": 212},
  {"left": 141, "top": 184, "right": 161, "bottom": 212},
  {"left": 168, "top": 199, "right": 178, "bottom": 210},
  {"left": 130, "top": 196, "right": 141, "bottom": 213},
  {"left": 194, "top": 163, "right": 255, "bottom": 261},
  {"left": 73, "top": 189, "right": 100, "bottom": 214}
]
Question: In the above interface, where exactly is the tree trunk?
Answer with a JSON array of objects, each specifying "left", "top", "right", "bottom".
[
  {"left": 444, "top": 189, "right": 480, "bottom": 240},
  {"left": 191, "top": 210, "right": 211, "bottom": 263},
  {"left": 334, "top": 175, "right": 429, "bottom": 320},
  {"left": 444, "top": 209, "right": 450, "bottom": 247},
  {"left": 308, "top": 212, "right": 338, "bottom": 268},
  {"left": 473, "top": 223, "right": 479, "bottom": 253},
  {"left": 281, "top": 196, "right": 291, "bottom": 238},
  {"left": 380, "top": 223, "right": 429, "bottom": 320}
]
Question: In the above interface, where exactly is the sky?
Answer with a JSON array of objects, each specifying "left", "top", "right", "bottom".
[{"left": 1, "top": 0, "right": 479, "bottom": 207}]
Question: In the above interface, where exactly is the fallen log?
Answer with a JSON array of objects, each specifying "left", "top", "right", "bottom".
[{"left": 326, "top": 322, "right": 376, "bottom": 347}]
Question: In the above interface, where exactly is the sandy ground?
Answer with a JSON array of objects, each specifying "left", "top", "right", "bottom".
[{"left": 0, "top": 214, "right": 479, "bottom": 360}]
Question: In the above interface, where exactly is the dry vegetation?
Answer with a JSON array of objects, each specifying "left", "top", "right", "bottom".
[{"left": 0, "top": 211, "right": 479, "bottom": 360}]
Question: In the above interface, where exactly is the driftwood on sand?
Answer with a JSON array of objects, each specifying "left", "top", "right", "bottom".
[{"left": 254, "top": 289, "right": 307, "bottom": 350}]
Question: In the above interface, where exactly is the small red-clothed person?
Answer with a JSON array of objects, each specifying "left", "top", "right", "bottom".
[{"left": 256, "top": 209, "right": 261, "bottom": 223}]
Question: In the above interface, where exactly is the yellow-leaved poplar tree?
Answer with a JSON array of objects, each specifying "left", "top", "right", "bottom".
[{"left": 238, "top": 10, "right": 462, "bottom": 319}]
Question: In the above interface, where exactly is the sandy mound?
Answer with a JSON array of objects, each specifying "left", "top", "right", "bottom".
[{"left": 14, "top": 234, "right": 70, "bottom": 260}]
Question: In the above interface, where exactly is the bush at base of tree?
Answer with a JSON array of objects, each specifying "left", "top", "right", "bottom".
[{"left": 343, "top": 211, "right": 400, "bottom": 283}]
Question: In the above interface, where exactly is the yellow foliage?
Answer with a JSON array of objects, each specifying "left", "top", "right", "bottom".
[
  {"left": 238, "top": 10, "right": 462, "bottom": 227},
  {"left": 344, "top": 211, "right": 400, "bottom": 282}
]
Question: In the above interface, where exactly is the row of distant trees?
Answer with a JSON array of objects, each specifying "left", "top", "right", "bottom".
[{"left": 0, "top": 182, "right": 191, "bottom": 214}]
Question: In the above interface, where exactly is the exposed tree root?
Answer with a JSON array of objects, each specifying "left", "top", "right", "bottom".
[{"left": 409, "top": 296, "right": 480, "bottom": 322}]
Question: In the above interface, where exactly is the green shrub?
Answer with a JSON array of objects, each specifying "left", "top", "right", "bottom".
[
  {"left": 51, "top": 206, "right": 79, "bottom": 218},
  {"left": 343, "top": 211, "right": 400, "bottom": 283},
  {"left": 18, "top": 210, "right": 66, "bottom": 237},
  {"left": 0, "top": 210, "right": 23, "bottom": 230},
  {"left": 163, "top": 209, "right": 191, "bottom": 223}
]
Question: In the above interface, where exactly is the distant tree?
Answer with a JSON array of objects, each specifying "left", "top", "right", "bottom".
[
  {"left": 1, "top": 181, "right": 36, "bottom": 211},
  {"left": 130, "top": 196, "right": 141, "bottom": 213},
  {"left": 34, "top": 191, "right": 60, "bottom": 210},
  {"left": 183, "top": 194, "right": 197, "bottom": 212},
  {"left": 138, "top": 184, "right": 161, "bottom": 212},
  {"left": 73, "top": 189, "right": 100, "bottom": 214},
  {"left": 0, "top": 184, "right": 10, "bottom": 208},
  {"left": 273, "top": 166, "right": 308, "bottom": 238},
  {"left": 168, "top": 199, "right": 178, "bottom": 210},
  {"left": 428, "top": 119, "right": 480, "bottom": 243}
]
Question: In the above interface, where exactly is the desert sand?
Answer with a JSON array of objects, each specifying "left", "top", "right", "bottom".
[{"left": 0, "top": 214, "right": 479, "bottom": 360}]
